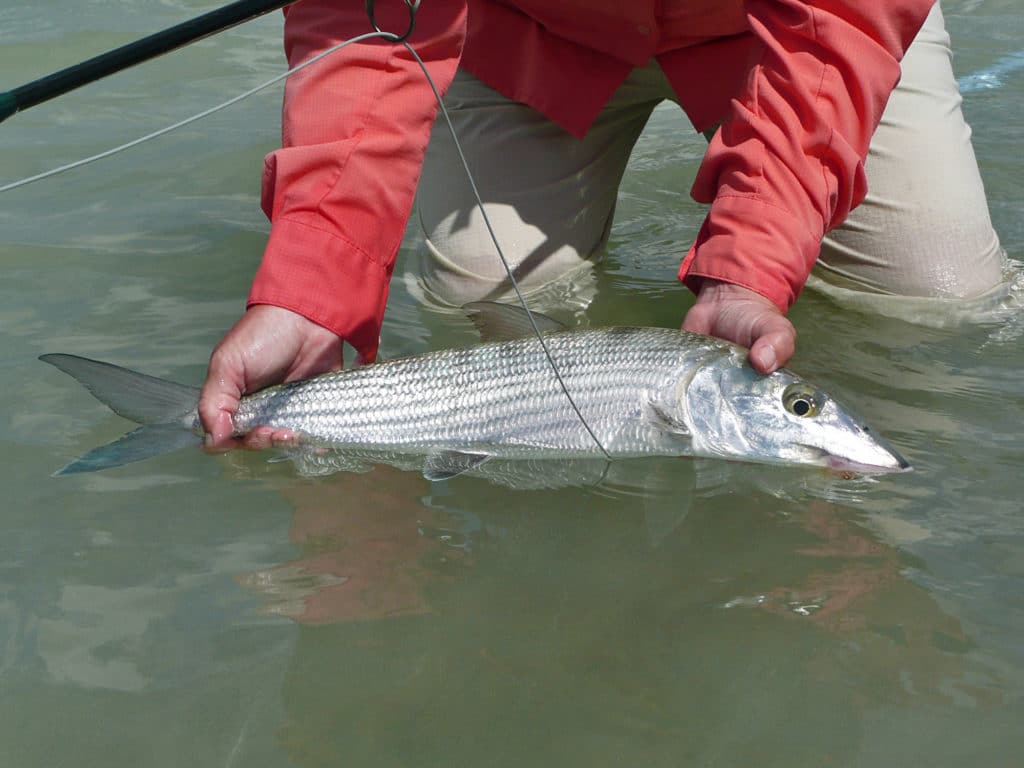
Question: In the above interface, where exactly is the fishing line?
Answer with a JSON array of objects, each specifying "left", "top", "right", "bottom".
[
  {"left": 1, "top": 2, "right": 611, "bottom": 459},
  {"left": 396, "top": 42, "right": 612, "bottom": 460},
  {"left": 364, "top": 1, "right": 608, "bottom": 457},
  {"left": 0, "top": 30, "right": 391, "bottom": 194}
]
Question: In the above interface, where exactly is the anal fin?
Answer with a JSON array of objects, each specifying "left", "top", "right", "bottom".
[{"left": 423, "top": 450, "right": 491, "bottom": 481}]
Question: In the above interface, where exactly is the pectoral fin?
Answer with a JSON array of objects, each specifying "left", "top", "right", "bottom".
[
  {"left": 423, "top": 450, "right": 492, "bottom": 481},
  {"left": 644, "top": 400, "right": 691, "bottom": 437},
  {"left": 643, "top": 494, "right": 692, "bottom": 547}
]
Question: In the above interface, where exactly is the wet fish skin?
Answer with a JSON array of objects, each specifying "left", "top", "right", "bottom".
[
  {"left": 40, "top": 322, "right": 909, "bottom": 478},
  {"left": 234, "top": 327, "right": 715, "bottom": 459}
]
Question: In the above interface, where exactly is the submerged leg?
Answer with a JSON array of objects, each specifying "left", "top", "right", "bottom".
[
  {"left": 815, "top": 3, "right": 1006, "bottom": 299},
  {"left": 414, "top": 64, "right": 673, "bottom": 310}
]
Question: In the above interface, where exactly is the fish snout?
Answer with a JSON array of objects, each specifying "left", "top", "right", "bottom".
[{"left": 827, "top": 422, "right": 911, "bottom": 474}]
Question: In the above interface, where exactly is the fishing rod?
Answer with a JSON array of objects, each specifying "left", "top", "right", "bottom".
[{"left": 0, "top": 0, "right": 300, "bottom": 125}]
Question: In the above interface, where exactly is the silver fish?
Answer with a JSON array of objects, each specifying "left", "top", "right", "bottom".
[{"left": 40, "top": 303, "right": 909, "bottom": 479}]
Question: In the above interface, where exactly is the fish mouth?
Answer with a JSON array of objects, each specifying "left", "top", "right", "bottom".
[
  {"left": 824, "top": 448, "right": 912, "bottom": 475},
  {"left": 797, "top": 444, "right": 912, "bottom": 475},
  {"left": 826, "top": 455, "right": 913, "bottom": 474}
]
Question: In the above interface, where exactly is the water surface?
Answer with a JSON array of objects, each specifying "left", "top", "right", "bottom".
[{"left": 1, "top": 2, "right": 1023, "bottom": 766}]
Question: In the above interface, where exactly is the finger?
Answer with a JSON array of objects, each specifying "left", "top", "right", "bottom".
[
  {"left": 749, "top": 324, "right": 796, "bottom": 374},
  {"left": 199, "top": 389, "right": 238, "bottom": 447},
  {"left": 199, "top": 352, "right": 243, "bottom": 447},
  {"left": 749, "top": 338, "right": 779, "bottom": 374},
  {"left": 680, "top": 303, "right": 715, "bottom": 336},
  {"left": 242, "top": 426, "right": 275, "bottom": 451},
  {"left": 240, "top": 427, "right": 301, "bottom": 450},
  {"left": 269, "top": 429, "right": 300, "bottom": 448},
  {"left": 201, "top": 412, "right": 238, "bottom": 451},
  {"left": 201, "top": 431, "right": 244, "bottom": 454}
]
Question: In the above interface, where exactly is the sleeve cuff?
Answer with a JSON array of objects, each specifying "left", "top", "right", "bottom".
[
  {"left": 678, "top": 195, "right": 821, "bottom": 312},
  {"left": 248, "top": 215, "right": 392, "bottom": 361}
]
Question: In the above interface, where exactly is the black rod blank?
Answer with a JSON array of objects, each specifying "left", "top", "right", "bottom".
[{"left": 0, "top": 0, "right": 297, "bottom": 124}]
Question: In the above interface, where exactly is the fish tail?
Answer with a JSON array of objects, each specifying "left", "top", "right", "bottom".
[{"left": 40, "top": 354, "right": 202, "bottom": 475}]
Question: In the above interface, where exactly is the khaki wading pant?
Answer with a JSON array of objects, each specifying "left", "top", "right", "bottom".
[{"left": 415, "top": 3, "right": 1006, "bottom": 311}]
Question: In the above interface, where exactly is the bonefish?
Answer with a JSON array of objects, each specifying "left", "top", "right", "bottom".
[{"left": 40, "top": 303, "right": 909, "bottom": 479}]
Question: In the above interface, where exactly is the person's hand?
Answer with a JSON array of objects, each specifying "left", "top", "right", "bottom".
[
  {"left": 682, "top": 279, "right": 796, "bottom": 374},
  {"left": 199, "top": 305, "right": 348, "bottom": 450}
]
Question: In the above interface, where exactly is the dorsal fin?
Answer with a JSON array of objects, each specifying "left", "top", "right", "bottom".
[{"left": 463, "top": 301, "right": 566, "bottom": 342}]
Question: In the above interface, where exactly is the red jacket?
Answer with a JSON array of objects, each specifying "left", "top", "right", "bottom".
[{"left": 251, "top": 0, "right": 933, "bottom": 361}]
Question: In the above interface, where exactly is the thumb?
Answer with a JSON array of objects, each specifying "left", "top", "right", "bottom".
[
  {"left": 748, "top": 338, "right": 779, "bottom": 374},
  {"left": 199, "top": 354, "right": 244, "bottom": 448}
]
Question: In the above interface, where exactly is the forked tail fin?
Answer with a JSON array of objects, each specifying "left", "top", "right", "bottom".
[{"left": 40, "top": 354, "right": 202, "bottom": 475}]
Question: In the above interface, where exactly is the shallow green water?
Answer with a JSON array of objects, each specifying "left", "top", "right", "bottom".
[{"left": 2, "top": 2, "right": 1023, "bottom": 766}]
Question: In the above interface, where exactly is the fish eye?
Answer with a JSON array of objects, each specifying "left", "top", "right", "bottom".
[{"left": 783, "top": 385, "right": 821, "bottom": 418}]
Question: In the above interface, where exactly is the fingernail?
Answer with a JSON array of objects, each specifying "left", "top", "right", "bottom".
[{"left": 760, "top": 346, "right": 777, "bottom": 372}]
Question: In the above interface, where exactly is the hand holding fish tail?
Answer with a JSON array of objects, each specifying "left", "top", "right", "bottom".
[
  {"left": 200, "top": 305, "right": 347, "bottom": 450},
  {"left": 682, "top": 279, "right": 796, "bottom": 375}
]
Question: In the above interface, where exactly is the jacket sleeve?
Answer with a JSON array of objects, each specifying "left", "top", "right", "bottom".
[
  {"left": 678, "top": 0, "right": 935, "bottom": 310},
  {"left": 249, "top": 0, "right": 466, "bottom": 361}
]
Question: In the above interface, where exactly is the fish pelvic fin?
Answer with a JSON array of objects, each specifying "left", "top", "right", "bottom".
[{"left": 41, "top": 354, "right": 202, "bottom": 475}]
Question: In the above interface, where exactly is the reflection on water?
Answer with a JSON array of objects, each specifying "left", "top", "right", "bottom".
[
  {"left": 1, "top": 0, "right": 1023, "bottom": 766},
  {"left": 240, "top": 468, "right": 467, "bottom": 624},
  {"left": 220, "top": 463, "right": 1012, "bottom": 767}
]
